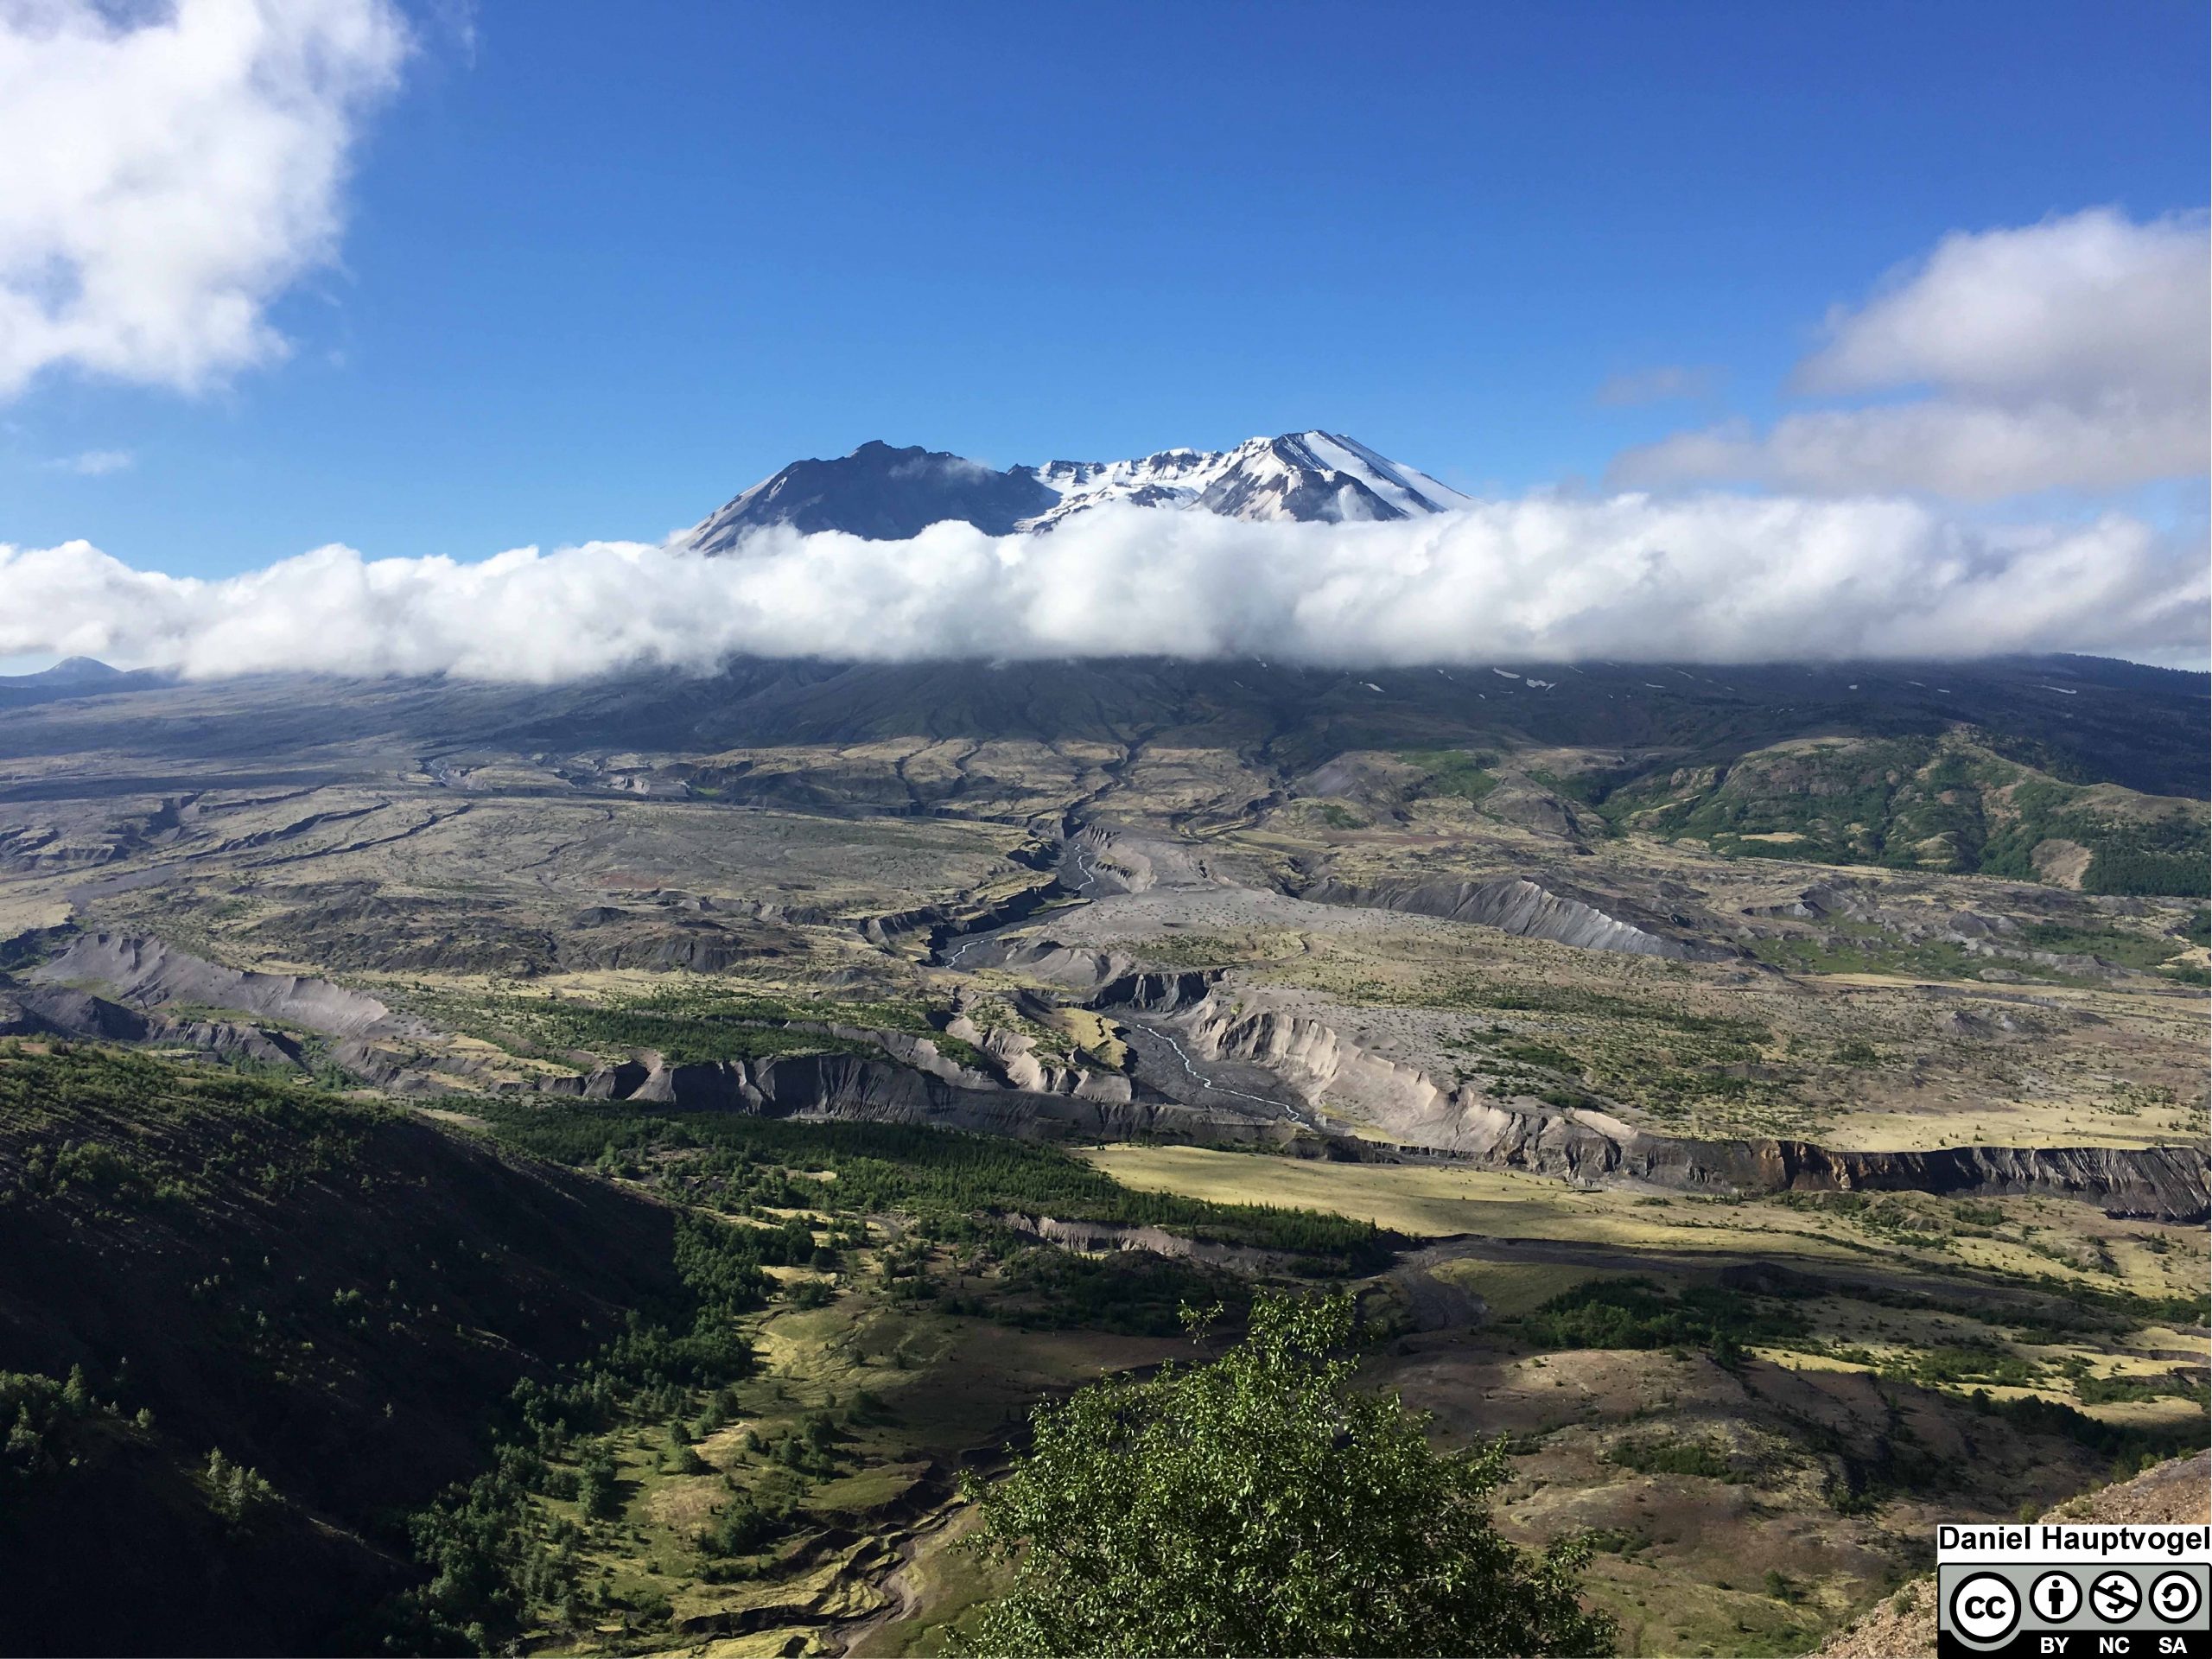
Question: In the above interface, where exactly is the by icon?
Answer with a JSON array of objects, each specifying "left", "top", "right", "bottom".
[{"left": 2030, "top": 1570, "right": 2082, "bottom": 1624}]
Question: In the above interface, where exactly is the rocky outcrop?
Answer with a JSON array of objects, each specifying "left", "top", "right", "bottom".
[
  {"left": 948, "top": 938, "right": 1139, "bottom": 987},
  {"left": 1301, "top": 874, "right": 1733, "bottom": 961},
  {"left": 1092, "top": 968, "right": 1220, "bottom": 1014},
  {"left": 2, "top": 982, "right": 308, "bottom": 1068},
  {"left": 1097, "top": 976, "right": 2210, "bottom": 1221},
  {"left": 888, "top": 872, "right": 1065, "bottom": 951},
  {"left": 1757, "top": 1140, "right": 2211, "bottom": 1221},
  {"left": 2, "top": 984, "right": 153, "bottom": 1042},
  {"left": 10, "top": 932, "right": 582, "bottom": 1089},
  {"left": 1002, "top": 1213, "right": 1287, "bottom": 1269},
  {"left": 1418, "top": 1123, "right": 2211, "bottom": 1224},
  {"left": 536, "top": 1047, "right": 1270, "bottom": 1144},
  {"left": 28, "top": 932, "right": 416, "bottom": 1038},
  {"left": 936, "top": 1014, "right": 1128, "bottom": 1101}
]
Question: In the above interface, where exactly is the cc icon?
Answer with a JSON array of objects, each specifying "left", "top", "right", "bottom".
[{"left": 1951, "top": 1571, "right": 2022, "bottom": 1643}]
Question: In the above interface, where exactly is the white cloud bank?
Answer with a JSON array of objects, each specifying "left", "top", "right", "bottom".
[
  {"left": 1, "top": 495, "right": 2202, "bottom": 682},
  {"left": 1613, "top": 209, "right": 2210, "bottom": 499},
  {"left": 0, "top": 0, "right": 409, "bottom": 397}
]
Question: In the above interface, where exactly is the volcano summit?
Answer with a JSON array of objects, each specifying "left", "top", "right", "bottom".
[{"left": 685, "top": 429, "right": 1475, "bottom": 550}]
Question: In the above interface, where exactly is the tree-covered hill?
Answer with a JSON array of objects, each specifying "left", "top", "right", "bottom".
[
  {"left": 1593, "top": 730, "right": 2209, "bottom": 895},
  {"left": 0, "top": 1045, "right": 690, "bottom": 1655}
]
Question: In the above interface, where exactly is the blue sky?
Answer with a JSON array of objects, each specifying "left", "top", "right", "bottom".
[{"left": 3, "top": 0, "right": 2207, "bottom": 579}]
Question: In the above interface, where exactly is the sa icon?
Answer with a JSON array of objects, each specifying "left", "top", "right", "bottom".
[
  {"left": 1952, "top": 1571, "right": 2022, "bottom": 1643},
  {"left": 2150, "top": 1571, "right": 2202, "bottom": 1624}
]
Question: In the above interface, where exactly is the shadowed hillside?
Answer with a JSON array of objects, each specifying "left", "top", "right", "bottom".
[{"left": 0, "top": 1045, "right": 686, "bottom": 1656}]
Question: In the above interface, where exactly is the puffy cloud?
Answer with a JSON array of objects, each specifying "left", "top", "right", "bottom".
[
  {"left": 1613, "top": 399, "right": 2206, "bottom": 501},
  {"left": 1612, "top": 209, "right": 2209, "bottom": 499},
  {"left": 1796, "top": 208, "right": 2209, "bottom": 405},
  {"left": 1, "top": 495, "right": 2201, "bottom": 681},
  {"left": 0, "top": 0, "right": 409, "bottom": 398}
]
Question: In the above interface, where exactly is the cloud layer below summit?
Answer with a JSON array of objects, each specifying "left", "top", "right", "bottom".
[{"left": 3, "top": 490, "right": 2202, "bottom": 681}]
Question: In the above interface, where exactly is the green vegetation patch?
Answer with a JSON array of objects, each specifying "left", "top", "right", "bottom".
[
  {"left": 963, "top": 1250, "right": 1250, "bottom": 1338},
  {"left": 1746, "top": 931, "right": 2062, "bottom": 984},
  {"left": 2013, "top": 920, "right": 2190, "bottom": 972},
  {"left": 394, "top": 1211, "right": 780, "bottom": 1648},
  {"left": 1412, "top": 979, "right": 1790, "bottom": 1128},
  {"left": 470, "top": 1099, "right": 1391, "bottom": 1268},
  {"left": 405, "top": 982, "right": 938, "bottom": 1068},
  {"left": 1397, "top": 748, "right": 1503, "bottom": 805},
  {"left": 1599, "top": 734, "right": 2209, "bottom": 895},
  {"left": 0, "top": 1042, "right": 377, "bottom": 1210},
  {"left": 1968, "top": 1390, "right": 2209, "bottom": 1466},
  {"left": 1605, "top": 1434, "right": 1747, "bottom": 1483},
  {"left": 1509, "top": 1278, "right": 1810, "bottom": 1366}
]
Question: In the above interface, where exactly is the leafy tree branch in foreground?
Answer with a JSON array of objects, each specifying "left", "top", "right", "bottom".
[{"left": 956, "top": 1290, "right": 1616, "bottom": 1658}]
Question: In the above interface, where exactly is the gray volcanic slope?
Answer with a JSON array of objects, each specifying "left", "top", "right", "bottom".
[
  {"left": 1300, "top": 874, "right": 1738, "bottom": 961},
  {"left": 0, "top": 653, "right": 2200, "bottom": 801},
  {"left": 29, "top": 932, "right": 414, "bottom": 1038}
]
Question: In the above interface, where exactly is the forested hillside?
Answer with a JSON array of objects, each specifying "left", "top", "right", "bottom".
[
  {"left": 1595, "top": 731, "right": 2209, "bottom": 894},
  {"left": 0, "top": 1046, "right": 688, "bottom": 1654}
]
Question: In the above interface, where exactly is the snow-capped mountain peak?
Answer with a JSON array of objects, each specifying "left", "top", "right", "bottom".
[
  {"left": 1190, "top": 431, "right": 1473, "bottom": 525},
  {"left": 687, "top": 430, "right": 1472, "bottom": 550}
]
